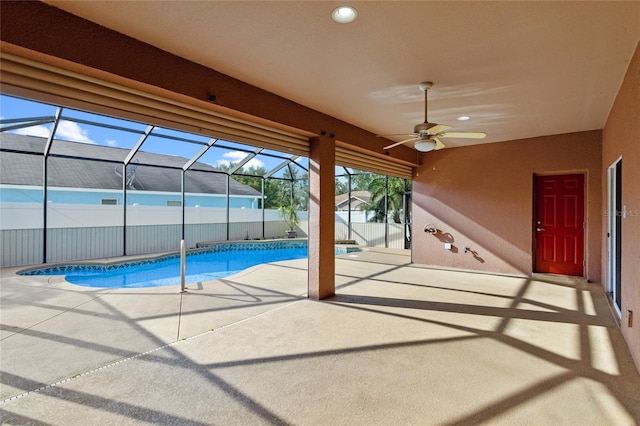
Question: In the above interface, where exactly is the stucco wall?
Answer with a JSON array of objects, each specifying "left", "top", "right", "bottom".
[
  {"left": 602, "top": 42, "right": 640, "bottom": 371},
  {"left": 412, "top": 130, "right": 602, "bottom": 281}
]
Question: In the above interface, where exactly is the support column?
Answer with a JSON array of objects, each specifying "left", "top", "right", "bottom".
[{"left": 308, "top": 135, "right": 335, "bottom": 300}]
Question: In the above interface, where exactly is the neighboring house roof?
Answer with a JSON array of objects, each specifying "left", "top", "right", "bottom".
[
  {"left": 335, "top": 190, "right": 372, "bottom": 211},
  {"left": 0, "top": 133, "right": 261, "bottom": 196}
]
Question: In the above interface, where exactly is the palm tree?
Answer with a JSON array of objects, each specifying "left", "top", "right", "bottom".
[{"left": 363, "top": 175, "right": 407, "bottom": 223}]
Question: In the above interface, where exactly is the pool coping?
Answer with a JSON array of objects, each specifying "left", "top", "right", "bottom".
[{"left": 17, "top": 238, "right": 362, "bottom": 276}]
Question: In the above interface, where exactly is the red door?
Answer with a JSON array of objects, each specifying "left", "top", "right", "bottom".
[{"left": 534, "top": 174, "right": 585, "bottom": 276}]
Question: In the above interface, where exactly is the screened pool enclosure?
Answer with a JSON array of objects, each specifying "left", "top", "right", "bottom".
[{"left": 0, "top": 95, "right": 411, "bottom": 268}]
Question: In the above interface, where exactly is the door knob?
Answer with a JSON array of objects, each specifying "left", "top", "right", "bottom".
[{"left": 536, "top": 227, "right": 545, "bottom": 232}]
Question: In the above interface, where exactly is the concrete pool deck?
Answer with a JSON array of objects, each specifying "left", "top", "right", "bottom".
[{"left": 1, "top": 248, "right": 639, "bottom": 424}]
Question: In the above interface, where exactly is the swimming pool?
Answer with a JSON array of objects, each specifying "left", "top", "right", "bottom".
[{"left": 20, "top": 240, "right": 359, "bottom": 288}]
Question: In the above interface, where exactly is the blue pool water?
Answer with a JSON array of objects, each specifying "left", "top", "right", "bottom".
[{"left": 22, "top": 246, "right": 309, "bottom": 288}]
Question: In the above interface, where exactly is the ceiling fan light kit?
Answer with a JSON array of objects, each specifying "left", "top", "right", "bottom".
[
  {"left": 381, "top": 82, "right": 487, "bottom": 152},
  {"left": 414, "top": 140, "right": 437, "bottom": 152}
]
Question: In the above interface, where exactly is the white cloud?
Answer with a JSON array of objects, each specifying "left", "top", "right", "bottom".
[
  {"left": 216, "top": 151, "right": 265, "bottom": 171},
  {"left": 11, "top": 120, "right": 97, "bottom": 144},
  {"left": 244, "top": 157, "right": 265, "bottom": 170},
  {"left": 56, "top": 120, "right": 96, "bottom": 144},
  {"left": 13, "top": 125, "right": 51, "bottom": 138},
  {"left": 106, "top": 139, "right": 118, "bottom": 147},
  {"left": 220, "top": 151, "right": 248, "bottom": 164}
]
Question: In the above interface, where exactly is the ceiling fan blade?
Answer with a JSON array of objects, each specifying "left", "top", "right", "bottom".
[
  {"left": 440, "top": 131, "right": 486, "bottom": 139},
  {"left": 383, "top": 137, "right": 418, "bottom": 150},
  {"left": 376, "top": 133, "right": 416, "bottom": 138},
  {"left": 432, "top": 136, "right": 446, "bottom": 150}
]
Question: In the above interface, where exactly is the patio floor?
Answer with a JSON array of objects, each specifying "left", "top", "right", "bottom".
[{"left": 1, "top": 248, "right": 639, "bottom": 425}]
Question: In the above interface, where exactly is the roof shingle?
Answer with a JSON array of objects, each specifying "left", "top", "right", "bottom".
[{"left": 0, "top": 133, "right": 261, "bottom": 196}]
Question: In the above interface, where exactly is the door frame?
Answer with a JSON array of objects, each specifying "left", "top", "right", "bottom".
[
  {"left": 607, "top": 157, "right": 622, "bottom": 318},
  {"left": 532, "top": 172, "right": 587, "bottom": 277}
]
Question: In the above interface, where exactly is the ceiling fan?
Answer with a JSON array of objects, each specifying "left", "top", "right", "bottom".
[{"left": 381, "top": 82, "right": 486, "bottom": 152}]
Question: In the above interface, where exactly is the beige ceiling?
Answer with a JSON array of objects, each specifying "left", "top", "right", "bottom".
[{"left": 45, "top": 1, "right": 639, "bottom": 149}]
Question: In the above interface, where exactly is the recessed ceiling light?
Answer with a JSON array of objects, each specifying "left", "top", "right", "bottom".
[
  {"left": 457, "top": 116, "right": 470, "bottom": 121},
  {"left": 332, "top": 6, "right": 357, "bottom": 24}
]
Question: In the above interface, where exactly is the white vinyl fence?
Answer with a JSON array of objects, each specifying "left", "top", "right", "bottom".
[{"left": 1, "top": 203, "right": 406, "bottom": 267}]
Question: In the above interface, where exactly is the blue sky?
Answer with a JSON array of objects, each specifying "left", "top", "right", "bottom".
[{"left": 0, "top": 94, "right": 309, "bottom": 177}]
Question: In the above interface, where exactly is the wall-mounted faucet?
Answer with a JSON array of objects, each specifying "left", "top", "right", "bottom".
[{"left": 424, "top": 223, "right": 437, "bottom": 234}]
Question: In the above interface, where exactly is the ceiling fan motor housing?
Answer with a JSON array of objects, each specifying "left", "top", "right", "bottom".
[{"left": 414, "top": 122, "right": 439, "bottom": 134}]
